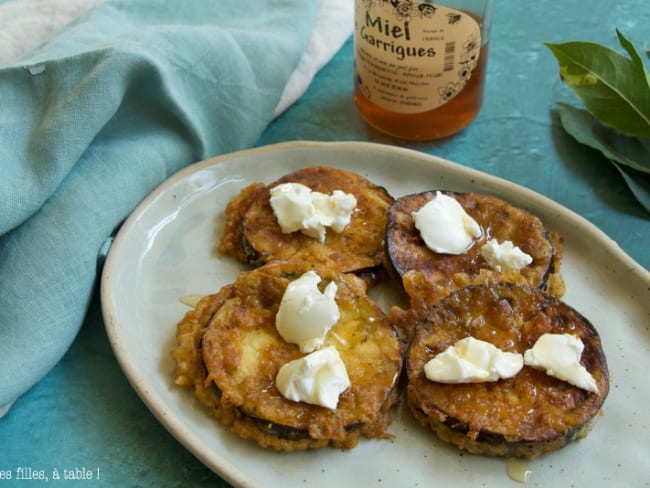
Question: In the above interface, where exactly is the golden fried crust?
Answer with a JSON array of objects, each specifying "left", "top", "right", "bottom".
[
  {"left": 171, "top": 285, "right": 234, "bottom": 420},
  {"left": 386, "top": 192, "right": 564, "bottom": 303},
  {"left": 219, "top": 166, "right": 394, "bottom": 274},
  {"left": 404, "top": 283, "right": 609, "bottom": 458},
  {"left": 194, "top": 261, "right": 402, "bottom": 451},
  {"left": 217, "top": 182, "right": 266, "bottom": 263}
]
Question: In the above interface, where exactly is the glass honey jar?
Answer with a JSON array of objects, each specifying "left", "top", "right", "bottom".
[{"left": 354, "top": 0, "right": 494, "bottom": 140}]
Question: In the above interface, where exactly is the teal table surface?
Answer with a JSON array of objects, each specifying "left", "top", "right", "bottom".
[{"left": 1, "top": 2, "right": 648, "bottom": 487}]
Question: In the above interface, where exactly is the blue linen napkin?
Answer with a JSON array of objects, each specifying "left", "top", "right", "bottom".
[{"left": 0, "top": 0, "right": 321, "bottom": 410}]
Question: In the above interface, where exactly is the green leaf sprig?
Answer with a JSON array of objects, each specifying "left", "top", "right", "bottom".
[{"left": 546, "top": 30, "right": 650, "bottom": 213}]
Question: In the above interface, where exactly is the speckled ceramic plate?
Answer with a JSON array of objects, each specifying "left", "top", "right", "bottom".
[{"left": 101, "top": 141, "right": 650, "bottom": 488}]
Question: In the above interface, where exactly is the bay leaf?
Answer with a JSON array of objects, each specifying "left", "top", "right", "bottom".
[
  {"left": 556, "top": 102, "right": 650, "bottom": 173},
  {"left": 616, "top": 29, "right": 650, "bottom": 86},
  {"left": 546, "top": 35, "right": 650, "bottom": 138},
  {"left": 612, "top": 161, "right": 650, "bottom": 215}
]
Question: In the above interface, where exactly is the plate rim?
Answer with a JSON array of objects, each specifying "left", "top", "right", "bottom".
[{"left": 100, "top": 140, "right": 650, "bottom": 487}]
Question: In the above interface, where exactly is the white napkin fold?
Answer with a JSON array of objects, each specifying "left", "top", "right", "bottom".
[
  {"left": 0, "top": 0, "right": 105, "bottom": 66},
  {"left": 274, "top": 0, "right": 354, "bottom": 116}
]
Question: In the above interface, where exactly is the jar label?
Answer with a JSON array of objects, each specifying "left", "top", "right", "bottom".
[{"left": 354, "top": 1, "right": 482, "bottom": 114}]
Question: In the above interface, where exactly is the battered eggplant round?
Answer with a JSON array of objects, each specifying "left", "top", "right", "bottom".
[
  {"left": 386, "top": 191, "right": 565, "bottom": 306},
  {"left": 218, "top": 166, "right": 394, "bottom": 275},
  {"left": 173, "top": 260, "right": 403, "bottom": 451},
  {"left": 402, "top": 283, "right": 609, "bottom": 459}
]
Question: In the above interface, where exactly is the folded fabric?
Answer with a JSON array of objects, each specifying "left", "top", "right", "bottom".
[{"left": 0, "top": 0, "right": 351, "bottom": 413}]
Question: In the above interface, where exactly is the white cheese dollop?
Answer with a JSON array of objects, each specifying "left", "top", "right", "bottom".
[
  {"left": 523, "top": 333, "right": 599, "bottom": 394},
  {"left": 424, "top": 337, "right": 524, "bottom": 383},
  {"left": 480, "top": 239, "right": 533, "bottom": 272},
  {"left": 275, "top": 346, "right": 351, "bottom": 409},
  {"left": 275, "top": 270, "right": 339, "bottom": 353},
  {"left": 269, "top": 182, "right": 357, "bottom": 242},
  {"left": 412, "top": 192, "right": 482, "bottom": 255}
]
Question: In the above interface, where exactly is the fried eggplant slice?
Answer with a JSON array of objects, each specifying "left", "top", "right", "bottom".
[
  {"left": 219, "top": 166, "right": 394, "bottom": 274},
  {"left": 402, "top": 283, "right": 609, "bottom": 459},
  {"left": 175, "top": 260, "right": 402, "bottom": 451},
  {"left": 218, "top": 182, "right": 266, "bottom": 264},
  {"left": 171, "top": 285, "right": 233, "bottom": 420},
  {"left": 386, "top": 191, "right": 565, "bottom": 305}
]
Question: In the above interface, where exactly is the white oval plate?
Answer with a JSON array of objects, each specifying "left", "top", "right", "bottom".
[{"left": 101, "top": 141, "right": 650, "bottom": 488}]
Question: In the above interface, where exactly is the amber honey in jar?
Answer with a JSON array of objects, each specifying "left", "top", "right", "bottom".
[{"left": 354, "top": 0, "right": 493, "bottom": 140}]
